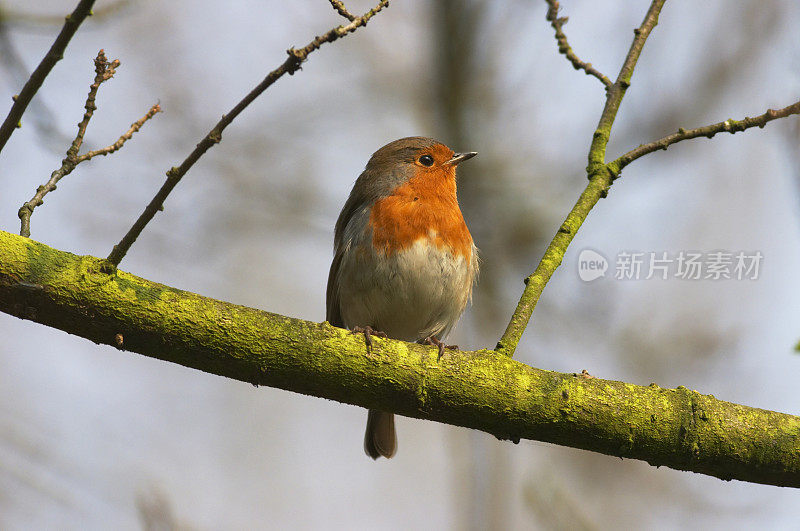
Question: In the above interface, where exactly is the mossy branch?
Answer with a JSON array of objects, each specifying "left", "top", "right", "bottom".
[
  {"left": 497, "top": 0, "right": 800, "bottom": 357},
  {"left": 496, "top": 0, "right": 667, "bottom": 357},
  {"left": 1, "top": 229, "right": 799, "bottom": 488}
]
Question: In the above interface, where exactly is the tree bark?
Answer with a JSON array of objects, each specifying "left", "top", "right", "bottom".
[{"left": 0, "top": 229, "right": 798, "bottom": 487}]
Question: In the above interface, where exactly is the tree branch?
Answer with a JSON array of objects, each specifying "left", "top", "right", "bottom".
[
  {"left": 609, "top": 102, "right": 800, "bottom": 174},
  {"left": 496, "top": 0, "right": 666, "bottom": 357},
  {"left": 0, "top": 228, "right": 799, "bottom": 487},
  {"left": 545, "top": 0, "right": 612, "bottom": 88},
  {"left": 105, "top": 0, "right": 390, "bottom": 267},
  {"left": 328, "top": 0, "right": 357, "bottom": 21},
  {"left": 0, "top": 0, "right": 96, "bottom": 155},
  {"left": 18, "top": 50, "right": 160, "bottom": 238}
]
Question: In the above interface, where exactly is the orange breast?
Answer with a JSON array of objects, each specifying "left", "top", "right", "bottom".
[{"left": 368, "top": 169, "right": 473, "bottom": 259}]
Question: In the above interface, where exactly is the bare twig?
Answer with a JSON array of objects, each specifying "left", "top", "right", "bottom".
[
  {"left": 610, "top": 102, "right": 800, "bottom": 173},
  {"left": 545, "top": 0, "right": 612, "bottom": 88},
  {"left": 69, "top": 50, "right": 120, "bottom": 159},
  {"left": 496, "top": 0, "right": 667, "bottom": 357},
  {"left": 328, "top": 0, "right": 357, "bottom": 21},
  {"left": 0, "top": 0, "right": 96, "bottom": 155},
  {"left": 18, "top": 50, "right": 160, "bottom": 238},
  {"left": 106, "top": 0, "right": 391, "bottom": 267},
  {"left": 78, "top": 103, "right": 161, "bottom": 163}
]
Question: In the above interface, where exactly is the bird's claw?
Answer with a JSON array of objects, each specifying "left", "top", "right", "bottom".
[
  {"left": 420, "top": 336, "right": 457, "bottom": 360},
  {"left": 351, "top": 326, "right": 387, "bottom": 351}
]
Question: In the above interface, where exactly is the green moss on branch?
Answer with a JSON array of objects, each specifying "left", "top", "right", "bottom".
[{"left": 0, "top": 229, "right": 799, "bottom": 487}]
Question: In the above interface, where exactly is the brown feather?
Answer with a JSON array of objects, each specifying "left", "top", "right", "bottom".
[
  {"left": 364, "top": 410, "right": 397, "bottom": 459},
  {"left": 325, "top": 251, "right": 344, "bottom": 327}
]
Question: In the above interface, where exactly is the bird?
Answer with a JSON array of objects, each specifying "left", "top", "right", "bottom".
[{"left": 326, "top": 136, "right": 479, "bottom": 459}]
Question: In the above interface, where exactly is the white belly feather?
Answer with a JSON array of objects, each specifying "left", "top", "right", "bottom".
[{"left": 337, "top": 236, "right": 476, "bottom": 342}]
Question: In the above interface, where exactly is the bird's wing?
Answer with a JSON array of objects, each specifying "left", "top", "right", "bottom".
[
  {"left": 325, "top": 248, "right": 344, "bottom": 328},
  {"left": 326, "top": 183, "right": 366, "bottom": 328},
  {"left": 327, "top": 164, "right": 393, "bottom": 328}
]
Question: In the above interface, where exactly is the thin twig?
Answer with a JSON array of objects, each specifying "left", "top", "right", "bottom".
[
  {"left": 328, "top": 0, "right": 357, "bottom": 21},
  {"left": 18, "top": 51, "right": 160, "bottom": 238},
  {"left": 496, "top": 0, "right": 667, "bottom": 357},
  {"left": 0, "top": 17, "right": 68, "bottom": 147},
  {"left": 78, "top": 103, "right": 161, "bottom": 162},
  {"left": 106, "top": 0, "right": 391, "bottom": 267},
  {"left": 610, "top": 102, "right": 800, "bottom": 173},
  {"left": 0, "top": 0, "right": 96, "bottom": 155},
  {"left": 545, "top": 0, "right": 612, "bottom": 88},
  {"left": 69, "top": 50, "right": 120, "bottom": 159}
]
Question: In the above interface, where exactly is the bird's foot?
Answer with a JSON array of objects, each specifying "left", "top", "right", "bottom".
[
  {"left": 351, "top": 326, "right": 388, "bottom": 351},
  {"left": 420, "top": 336, "right": 458, "bottom": 360}
]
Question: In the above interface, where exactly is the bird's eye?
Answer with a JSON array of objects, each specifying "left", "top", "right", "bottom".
[{"left": 419, "top": 155, "right": 434, "bottom": 167}]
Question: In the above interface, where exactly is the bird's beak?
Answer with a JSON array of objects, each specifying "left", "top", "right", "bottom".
[{"left": 447, "top": 151, "right": 477, "bottom": 166}]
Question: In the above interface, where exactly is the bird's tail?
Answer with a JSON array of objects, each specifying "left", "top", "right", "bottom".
[{"left": 364, "top": 410, "right": 397, "bottom": 459}]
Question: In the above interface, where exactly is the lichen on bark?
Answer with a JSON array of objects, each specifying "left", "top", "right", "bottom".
[{"left": 0, "top": 229, "right": 799, "bottom": 487}]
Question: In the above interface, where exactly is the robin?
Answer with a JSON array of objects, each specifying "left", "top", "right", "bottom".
[{"left": 326, "top": 136, "right": 479, "bottom": 459}]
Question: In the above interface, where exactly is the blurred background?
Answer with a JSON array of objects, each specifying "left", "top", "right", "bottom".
[{"left": 1, "top": 0, "right": 799, "bottom": 529}]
